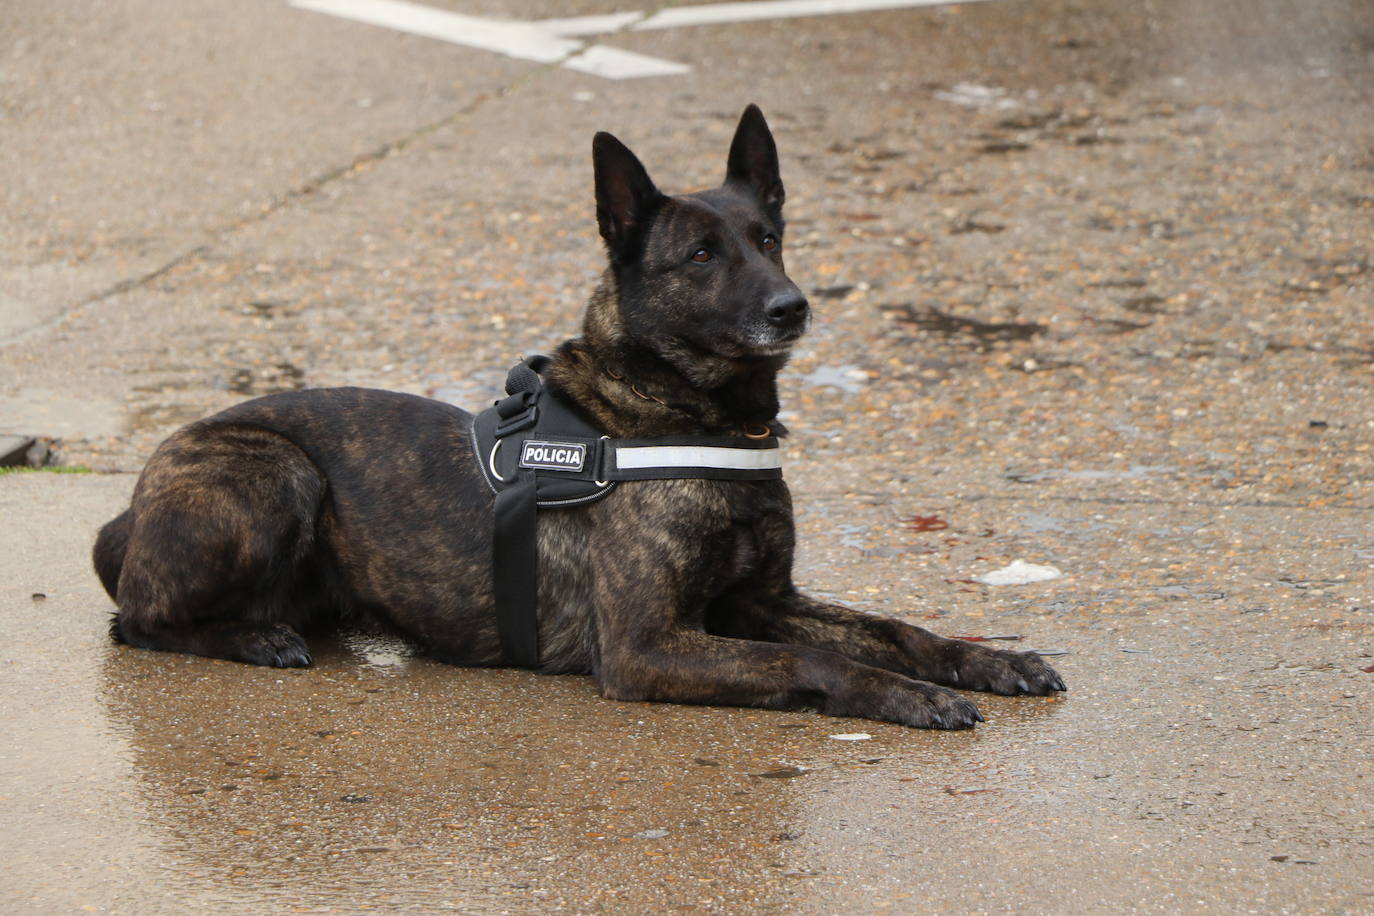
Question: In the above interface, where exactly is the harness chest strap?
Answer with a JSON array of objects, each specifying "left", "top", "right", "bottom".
[
  {"left": 472, "top": 357, "right": 783, "bottom": 667},
  {"left": 492, "top": 434, "right": 783, "bottom": 484}
]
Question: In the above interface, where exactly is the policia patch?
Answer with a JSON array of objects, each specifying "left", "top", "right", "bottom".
[
  {"left": 471, "top": 356, "right": 782, "bottom": 667},
  {"left": 519, "top": 440, "right": 586, "bottom": 472}
]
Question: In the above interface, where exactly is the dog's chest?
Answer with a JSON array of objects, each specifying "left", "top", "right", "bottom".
[
  {"left": 605, "top": 476, "right": 789, "bottom": 582},
  {"left": 529, "top": 476, "right": 792, "bottom": 671}
]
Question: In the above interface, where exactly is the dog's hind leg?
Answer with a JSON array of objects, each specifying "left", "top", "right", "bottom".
[
  {"left": 108, "top": 423, "right": 327, "bottom": 667},
  {"left": 93, "top": 509, "right": 132, "bottom": 600}
]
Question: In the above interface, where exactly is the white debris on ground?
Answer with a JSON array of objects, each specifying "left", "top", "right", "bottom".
[
  {"left": 932, "top": 82, "right": 1021, "bottom": 109},
  {"left": 975, "top": 560, "right": 1064, "bottom": 586}
]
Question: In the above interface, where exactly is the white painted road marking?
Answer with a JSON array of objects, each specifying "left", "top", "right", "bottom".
[
  {"left": 291, "top": 0, "right": 581, "bottom": 64},
  {"left": 561, "top": 44, "right": 690, "bottom": 80},
  {"left": 612, "top": 0, "right": 992, "bottom": 31},
  {"left": 292, "top": 0, "right": 995, "bottom": 79}
]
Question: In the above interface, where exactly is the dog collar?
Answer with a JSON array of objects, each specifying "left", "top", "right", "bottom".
[{"left": 471, "top": 356, "right": 783, "bottom": 668}]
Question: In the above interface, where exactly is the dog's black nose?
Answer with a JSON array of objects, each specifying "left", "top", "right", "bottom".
[{"left": 763, "top": 292, "right": 809, "bottom": 329}]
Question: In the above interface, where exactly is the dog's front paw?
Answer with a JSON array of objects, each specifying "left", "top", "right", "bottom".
[
  {"left": 828, "top": 677, "right": 984, "bottom": 729},
  {"left": 903, "top": 681, "right": 985, "bottom": 729},
  {"left": 951, "top": 647, "right": 1065, "bottom": 696},
  {"left": 232, "top": 623, "right": 314, "bottom": 668}
]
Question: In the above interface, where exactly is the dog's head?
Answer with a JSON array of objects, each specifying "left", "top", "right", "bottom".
[{"left": 591, "top": 105, "right": 809, "bottom": 373}]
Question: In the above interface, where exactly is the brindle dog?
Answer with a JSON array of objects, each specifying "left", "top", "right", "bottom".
[{"left": 94, "top": 105, "right": 1064, "bottom": 728}]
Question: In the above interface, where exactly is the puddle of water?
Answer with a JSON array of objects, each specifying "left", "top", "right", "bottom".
[
  {"left": 800, "top": 364, "right": 869, "bottom": 394},
  {"left": 341, "top": 631, "right": 417, "bottom": 670},
  {"left": 224, "top": 362, "right": 305, "bottom": 396},
  {"left": 833, "top": 522, "right": 868, "bottom": 549},
  {"left": 812, "top": 284, "right": 856, "bottom": 300},
  {"left": 127, "top": 402, "right": 212, "bottom": 436},
  {"left": 1122, "top": 294, "right": 1168, "bottom": 314},
  {"left": 1022, "top": 512, "right": 1068, "bottom": 534},
  {"left": 882, "top": 305, "right": 1046, "bottom": 351},
  {"left": 1009, "top": 464, "right": 1174, "bottom": 483}
]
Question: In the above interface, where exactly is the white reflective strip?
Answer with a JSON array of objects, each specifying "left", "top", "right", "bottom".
[{"left": 614, "top": 445, "right": 781, "bottom": 471}]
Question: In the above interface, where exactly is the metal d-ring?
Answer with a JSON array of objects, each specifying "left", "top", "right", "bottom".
[
  {"left": 489, "top": 439, "right": 506, "bottom": 482},
  {"left": 743, "top": 423, "right": 772, "bottom": 439},
  {"left": 595, "top": 435, "right": 610, "bottom": 487}
]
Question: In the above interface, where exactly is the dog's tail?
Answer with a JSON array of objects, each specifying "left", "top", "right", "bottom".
[{"left": 93, "top": 509, "right": 132, "bottom": 602}]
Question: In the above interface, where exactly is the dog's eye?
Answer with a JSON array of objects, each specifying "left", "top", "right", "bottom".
[
  {"left": 691, "top": 248, "right": 713, "bottom": 263},
  {"left": 761, "top": 234, "right": 778, "bottom": 251}
]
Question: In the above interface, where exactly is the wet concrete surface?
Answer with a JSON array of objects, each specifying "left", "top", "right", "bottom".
[
  {"left": 6, "top": 474, "right": 1372, "bottom": 913},
  {"left": 4, "top": 0, "right": 1374, "bottom": 912}
]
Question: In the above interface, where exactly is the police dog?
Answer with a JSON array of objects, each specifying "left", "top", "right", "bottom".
[{"left": 93, "top": 105, "right": 1063, "bottom": 728}]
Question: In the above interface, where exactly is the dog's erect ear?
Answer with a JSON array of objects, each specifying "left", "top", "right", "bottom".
[
  {"left": 593, "top": 131, "right": 662, "bottom": 258},
  {"left": 725, "top": 104, "right": 784, "bottom": 218}
]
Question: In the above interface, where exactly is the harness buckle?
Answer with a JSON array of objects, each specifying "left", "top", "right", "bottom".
[
  {"left": 495, "top": 405, "right": 538, "bottom": 438},
  {"left": 494, "top": 392, "right": 539, "bottom": 438}
]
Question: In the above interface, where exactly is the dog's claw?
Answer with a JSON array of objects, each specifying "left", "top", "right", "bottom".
[
  {"left": 275, "top": 648, "right": 312, "bottom": 667},
  {"left": 935, "top": 693, "right": 983, "bottom": 730},
  {"left": 237, "top": 624, "right": 312, "bottom": 668}
]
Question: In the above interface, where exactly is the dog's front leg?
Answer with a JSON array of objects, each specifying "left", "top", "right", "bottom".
[
  {"left": 584, "top": 495, "right": 979, "bottom": 727},
  {"left": 730, "top": 592, "right": 1065, "bottom": 697},
  {"left": 595, "top": 620, "right": 984, "bottom": 729},
  {"left": 590, "top": 545, "right": 983, "bottom": 728}
]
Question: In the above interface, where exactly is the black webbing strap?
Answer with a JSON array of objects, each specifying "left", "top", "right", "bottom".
[
  {"left": 493, "top": 474, "right": 540, "bottom": 668},
  {"left": 490, "top": 356, "right": 545, "bottom": 668}
]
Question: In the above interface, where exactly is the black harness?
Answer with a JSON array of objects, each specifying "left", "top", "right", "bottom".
[{"left": 471, "top": 356, "right": 783, "bottom": 667}]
